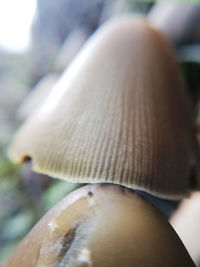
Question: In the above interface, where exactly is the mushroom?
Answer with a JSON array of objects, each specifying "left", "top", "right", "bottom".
[
  {"left": 9, "top": 16, "right": 200, "bottom": 199},
  {"left": 170, "top": 192, "right": 200, "bottom": 264},
  {"left": 3, "top": 184, "right": 195, "bottom": 267},
  {"left": 148, "top": 2, "right": 200, "bottom": 46}
]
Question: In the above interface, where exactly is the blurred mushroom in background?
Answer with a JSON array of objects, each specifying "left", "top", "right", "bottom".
[{"left": 170, "top": 192, "right": 200, "bottom": 265}]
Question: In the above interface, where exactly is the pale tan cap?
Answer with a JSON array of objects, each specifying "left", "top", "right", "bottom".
[{"left": 9, "top": 16, "right": 200, "bottom": 199}]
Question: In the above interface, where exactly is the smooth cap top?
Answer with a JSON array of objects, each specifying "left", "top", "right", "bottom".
[{"left": 3, "top": 184, "right": 195, "bottom": 267}]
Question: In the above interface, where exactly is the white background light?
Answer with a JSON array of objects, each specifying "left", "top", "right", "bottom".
[{"left": 0, "top": 0, "right": 37, "bottom": 53}]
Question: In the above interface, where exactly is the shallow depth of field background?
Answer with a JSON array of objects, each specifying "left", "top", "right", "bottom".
[{"left": 0, "top": 0, "right": 200, "bottom": 265}]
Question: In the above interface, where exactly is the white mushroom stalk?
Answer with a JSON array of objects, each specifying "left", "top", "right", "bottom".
[
  {"left": 148, "top": 2, "right": 200, "bottom": 46},
  {"left": 170, "top": 192, "right": 200, "bottom": 264}
]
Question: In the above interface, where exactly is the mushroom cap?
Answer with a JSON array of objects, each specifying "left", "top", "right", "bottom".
[
  {"left": 3, "top": 184, "right": 195, "bottom": 267},
  {"left": 9, "top": 16, "right": 200, "bottom": 199}
]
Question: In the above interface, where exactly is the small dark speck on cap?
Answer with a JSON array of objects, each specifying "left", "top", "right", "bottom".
[{"left": 88, "top": 191, "right": 93, "bottom": 197}]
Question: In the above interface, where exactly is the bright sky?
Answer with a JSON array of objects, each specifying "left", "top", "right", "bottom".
[{"left": 0, "top": 0, "right": 37, "bottom": 53}]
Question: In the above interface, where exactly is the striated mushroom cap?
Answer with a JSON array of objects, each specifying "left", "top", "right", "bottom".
[
  {"left": 3, "top": 184, "right": 195, "bottom": 267},
  {"left": 9, "top": 16, "right": 200, "bottom": 199}
]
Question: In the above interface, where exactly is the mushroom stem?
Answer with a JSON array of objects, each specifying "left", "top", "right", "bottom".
[{"left": 3, "top": 184, "right": 195, "bottom": 267}]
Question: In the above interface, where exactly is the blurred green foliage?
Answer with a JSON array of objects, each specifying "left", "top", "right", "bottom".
[{"left": 0, "top": 141, "right": 80, "bottom": 262}]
